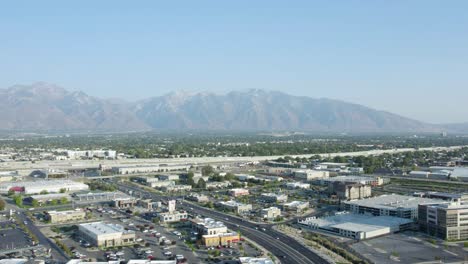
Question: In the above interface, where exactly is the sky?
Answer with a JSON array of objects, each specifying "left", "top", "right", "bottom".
[{"left": 0, "top": 1, "right": 467, "bottom": 124}]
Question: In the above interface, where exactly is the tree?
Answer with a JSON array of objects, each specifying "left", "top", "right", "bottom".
[
  {"left": 60, "top": 197, "right": 68, "bottom": 204},
  {"left": 40, "top": 190, "right": 49, "bottom": 195},
  {"left": 31, "top": 199, "right": 39, "bottom": 207},
  {"left": 50, "top": 199, "right": 58, "bottom": 206},
  {"left": 59, "top": 188, "right": 66, "bottom": 193},
  {"left": 13, "top": 195, "right": 23, "bottom": 207},
  {"left": 225, "top": 173, "right": 235, "bottom": 181},
  {"left": 201, "top": 165, "right": 214, "bottom": 176},
  {"left": 0, "top": 199, "right": 5, "bottom": 210},
  {"left": 196, "top": 178, "right": 207, "bottom": 189}
]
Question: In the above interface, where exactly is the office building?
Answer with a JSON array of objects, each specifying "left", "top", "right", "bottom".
[
  {"left": 282, "top": 201, "right": 309, "bottom": 213},
  {"left": 328, "top": 182, "right": 372, "bottom": 201},
  {"left": 419, "top": 202, "right": 468, "bottom": 240},
  {"left": 260, "top": 207, "right": 281, "bottom": 220},
  {"left": 45, "top": 209, "right": 86, "bottom": 224}
]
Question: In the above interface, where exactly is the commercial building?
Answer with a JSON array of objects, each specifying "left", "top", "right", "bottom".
[
  {"left": 216, "top": 201, "right": 252, "bottom": 214},
  {"left": 45, "top": 209, "right": 86, "bottom": 224},
  {"left": 260, "top": 207, "right": 281, "bottom": 220},
  {"left": 0, "top": 179, "right": 89, "bottom": 194},
  {"left": 285, "top": 182, "right": 310, "bottom": 189},
  {"left": 328, "top": 182, "right": 372, "bottom": 201},
  {"left": 282, "top": 201, "right": 309, "bottom": 213},
  {"left": 78, "top": 222, "right": 135, "bottom": 248},
  {"left": 299, "top": 212, "right": 413, "bottom": 240},
  {"left": 161, "top": 184, "right": 192, "bottom": 192},
  {"left": 319, "top": 175, "right": 385, "bottom": 186},
  {"left": 27, "top": 193, "right": 70, "bottom": 205},
  {"left": 409, "top": 171, "right": 450, "bottom": 180},
  {"left": 192, "top": 218, "right": 228, "bottom": 236},
  {"left": 419, "top": 202, "right": 468, "bottom": 240},
  {"left": 0, "top": 171, "right": 18, "bottom": 182},
  {"left": 294, "top": 170, "right": 329, "bottom": 181},
  {"left": 113, "top": 197, "right": 137, "bottom": 209},
  {"left": 138, "top": 199, "right": 159, "bottom": 211},
  {"left": 228, "top": 188, "right": 249, "bottom": 197},
  {"left": 239, "top": 257, "right": 274, "bottom": 264},
  {"left": 206, "top": 181, "right": 231, "bottom": 189},
  {"left": 343, "top": 194, "right": 441, "bottom": 219},
  {"left": 158, "top": 174, "right": 180, "bottom": 181},
  {"left": 133, "top": 176, "right": 159, "bottom": 185},
  {"left": 429, "top": 166, "right": 468, "bottom": 182},
  {"left": 260, "top": 193, "right": 288, "bottom": 203},
  {"left": 151, "top": 181, "right": 175, "bottom": 189},
  {"left": 112, "top": 164, "right": 190, "bottom": 175},
  {"left": 202, "top": 232, "right": 240, "bottom": 247},
  {"left": 187, "top": 194, "right": 209, "bottom": 203},
  {"left": 67, "top": 150, "right": 117, "bottom": 160},
  {"left": 414, "top": 192, "right": 468, "bottom": 203},
  {"left": 159, "top": 211, "right": 188, "bottom": 223},
  {"left": 74, "top": 191, "right": 130, "bottom": 202}
]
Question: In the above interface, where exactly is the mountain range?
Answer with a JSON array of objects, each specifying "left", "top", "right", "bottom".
[{"left": 0, "top": 83, "right": 460, "bottom": 133}]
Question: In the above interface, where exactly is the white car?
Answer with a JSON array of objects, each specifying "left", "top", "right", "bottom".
[{"left": 163, "top": 251, "right": 172, "bottom": 256}]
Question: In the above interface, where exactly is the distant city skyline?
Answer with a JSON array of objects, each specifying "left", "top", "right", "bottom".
[{"left": 1, "top": 1, "right": 467, "bottom": 123}]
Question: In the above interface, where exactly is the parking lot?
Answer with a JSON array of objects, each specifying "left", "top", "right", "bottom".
[
  {"left": 0, "top": 221, "right": 34, "bottom": 251},
  {"left": 351, "top": 231, "right": 468, "bottom": 264},
  {"left": 46, "top": 206, "right": 198, "bottom": 262}
]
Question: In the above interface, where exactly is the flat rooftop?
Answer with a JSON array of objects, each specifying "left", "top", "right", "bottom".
[
  {"left": 300, "top": 212, "right": 413, "bottom": 233},
  {"left": 345, "top": 194, "right": 441, "bottom": 210},
  {"left": 79, "top": 222, "right": 133, "bottom": 236},
  {"left": 322, "top": 175, "right": 379, "bottom": 182}
]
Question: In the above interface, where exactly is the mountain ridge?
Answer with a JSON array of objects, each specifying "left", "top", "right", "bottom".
[{"left": 0, "top": 83, "right": 458, "bottom": 133}]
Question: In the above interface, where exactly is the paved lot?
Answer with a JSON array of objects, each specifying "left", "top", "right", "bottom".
[
  {"left": 351, "top": 231, "right": 468, "bottom": 264},
  {"left": 0, "top": 223, "right": 32, "bottom": 250},
  {"left": 47, "top": 206, "right": 199, "bottom": 262}
]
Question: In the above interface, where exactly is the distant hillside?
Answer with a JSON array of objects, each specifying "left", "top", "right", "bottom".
[
  {"left": 0, "top": 83, "right": 149, "bottom": 131},
  {"left": 134, "top": 89, "right": 438, "bottom": 132},
  {"left": 0, "top": 83, "right": 448, "bottom": 133}
]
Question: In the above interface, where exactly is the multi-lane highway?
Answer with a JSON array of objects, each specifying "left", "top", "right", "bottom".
[
  {"left": 1, "top": 146, "right": 464, "bottom": 172},
  {"left": 117, "top": 182, "right": 329, "bottom": 264}
]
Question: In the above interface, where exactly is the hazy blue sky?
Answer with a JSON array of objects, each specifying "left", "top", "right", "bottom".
[{"left": 1, "top": 1, "right": 467, "bottom": 123}]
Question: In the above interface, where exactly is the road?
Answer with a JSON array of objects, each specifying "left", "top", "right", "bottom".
[
  {"left": 15, "top": 212, "right": 69, "bottom": 262},
  {"left": 117, "top": 182, "right": 329, "bottom": 264}
]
